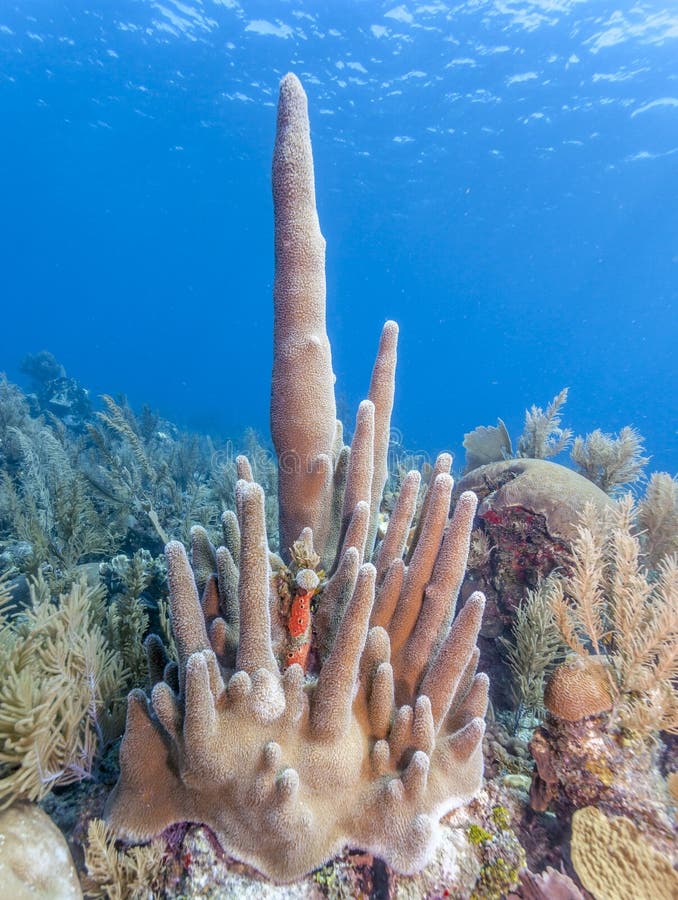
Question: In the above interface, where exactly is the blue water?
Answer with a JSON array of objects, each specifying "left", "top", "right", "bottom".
[{"left": 1, "top": 1, "right": 676, "bottom": 473}]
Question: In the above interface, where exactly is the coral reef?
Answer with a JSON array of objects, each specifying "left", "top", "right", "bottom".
[
  {"left": 510, "top": 866, "right": 584, "bottom": 899},
  {"left": 270, "top": 71, "right": 395, "bottom": 567},
  {"left": 456, "top": 449, "right": 678, "bottom": 736},
  {"left": 456, "top": 382, "right": 675, "bottom": 740},
  {"left": 81, "top": 818, "right": 164, "bottom": 900},
  {"left": 94, "top": 780, "right": 529, "bottom": 898},
  {"left": 571, "top": 426, "right": 649, "bottom": 494},
  {"left": 458, "top": 458, "right": 612, "bottom": 557},
  {"left": 637, "top": 472, "right": 678, "bottom": 571},
  {"left": 85, "top": 393, "right": 220, "bottom": 550},
  {"left": 0, "top": 365, "right": 278, "bottom": 590},
  {"left": 463, "top": 419, "right": 512, "bottom": 472},
  {"left": 463, "top": 799, "right": 526, "bottom": 900},
  {"left": 0, "top": 61, "right": 673, "bottom": 900},
  {"left": 449, "top": 475, "right": 678, "bottom": 897},
  {"left": 21, "top": 350, "right": 91, "bottom": 430},
  {"left": 516, "top": 388, "right": 572, "bottom": 461},
  {"left": 543, "top": 656, "right": 613, "bottom": 722},
  {"left": 528, "top": 716, "right": 676, "bottom": 854},
  {"left": 99, "top": 549, "right": 167, "bottom": 685},
  {"left": 526, "top": 493, "right": 678, "bottom": 871},
  {"left": 105, "top": 73, "right": 488, "bottom": 883},
  {"left": 0, "top": 378, "right": 120, "bottom": 589}
]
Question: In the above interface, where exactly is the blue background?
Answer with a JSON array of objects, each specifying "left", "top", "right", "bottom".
[{"left": 1, "top": 1, "right": 676, "bottom": 472}]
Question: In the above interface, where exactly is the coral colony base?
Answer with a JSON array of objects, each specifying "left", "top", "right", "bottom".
[{"left": 105, "top": 74, "right": 488, "bottom": 882}]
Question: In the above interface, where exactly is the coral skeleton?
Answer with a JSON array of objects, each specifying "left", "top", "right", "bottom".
[{"left": 106, "top": 73, "right": 487, "bottom": 883}]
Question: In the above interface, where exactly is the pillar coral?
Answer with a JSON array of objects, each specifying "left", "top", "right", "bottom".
[{"left": 106, "top": 73, "right": 488, "bottom": 883}]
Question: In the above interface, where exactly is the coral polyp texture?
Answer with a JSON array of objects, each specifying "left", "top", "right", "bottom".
[
  {"left": 105, "top": 73, "right": 488, "bottom": 882},
  {"left": 544, "top": 656, "right": 614, "bottom": 722}
]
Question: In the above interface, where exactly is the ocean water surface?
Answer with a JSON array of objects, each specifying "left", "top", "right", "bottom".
[{"left": 1, "top": 0, "right": 676, "bottom": 471}]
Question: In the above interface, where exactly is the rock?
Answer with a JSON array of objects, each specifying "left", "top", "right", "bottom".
[
  {"left": 455, "top": 459, "right": 613, "bottom": 708},
  {"left": 156, "top": 815, "right": 484, "bottom": 898},
  {"left": 512, "top": 865, "right": 585, "bottom": 899},
  {"left": 457, "top": 458, "right": 612, "bottom": 547},
  {"left": 20, "top": 350, "right": 66, "bottom": 385},
  {"left": 457, "top": 458, "right": 612, "bottom": 624},
  {"left": 502, "top": 774, "right": 533, "bottom": 792},
  {"left": 528, "top": 720, "right": 677, "bottom": 860},
  {"left": 0, "top": 803, "right": 82, "bottom": 900}
]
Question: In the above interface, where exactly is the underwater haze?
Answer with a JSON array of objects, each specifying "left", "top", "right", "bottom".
[{"left": 1, "top": 0, "right": 677, "bottom": 471}]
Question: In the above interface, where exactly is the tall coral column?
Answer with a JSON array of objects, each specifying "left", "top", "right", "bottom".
[{"left": 271, "top": 73, "right": 338, "bottom": 557}]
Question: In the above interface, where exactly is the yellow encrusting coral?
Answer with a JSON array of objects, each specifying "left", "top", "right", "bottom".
[{"left": 467, "top": 824, "right": 493, "bottom": 845}]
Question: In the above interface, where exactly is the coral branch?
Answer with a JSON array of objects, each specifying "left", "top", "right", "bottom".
[{"left": 271, "top": 73, "right": 337, "bottom": 558}]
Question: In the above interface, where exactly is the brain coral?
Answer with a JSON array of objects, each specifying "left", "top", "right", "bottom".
[
  {"left": 544, "top": 657, "right": 614, "bottom": 721},
  {"left": 571, "top": 806, "right": 678, "bottom": 900}
]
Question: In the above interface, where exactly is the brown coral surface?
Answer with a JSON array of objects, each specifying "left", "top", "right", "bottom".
[{"left": 544, "top": 657, "right": 613, "bottom": 722}]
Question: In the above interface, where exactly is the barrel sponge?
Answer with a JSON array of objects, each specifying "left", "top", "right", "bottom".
[
  {"left": 544, "top": 657, "right": 613, "bottom": 722},
  {"left": 571, "top": 806, "right": 678, "bottom": 900}
]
